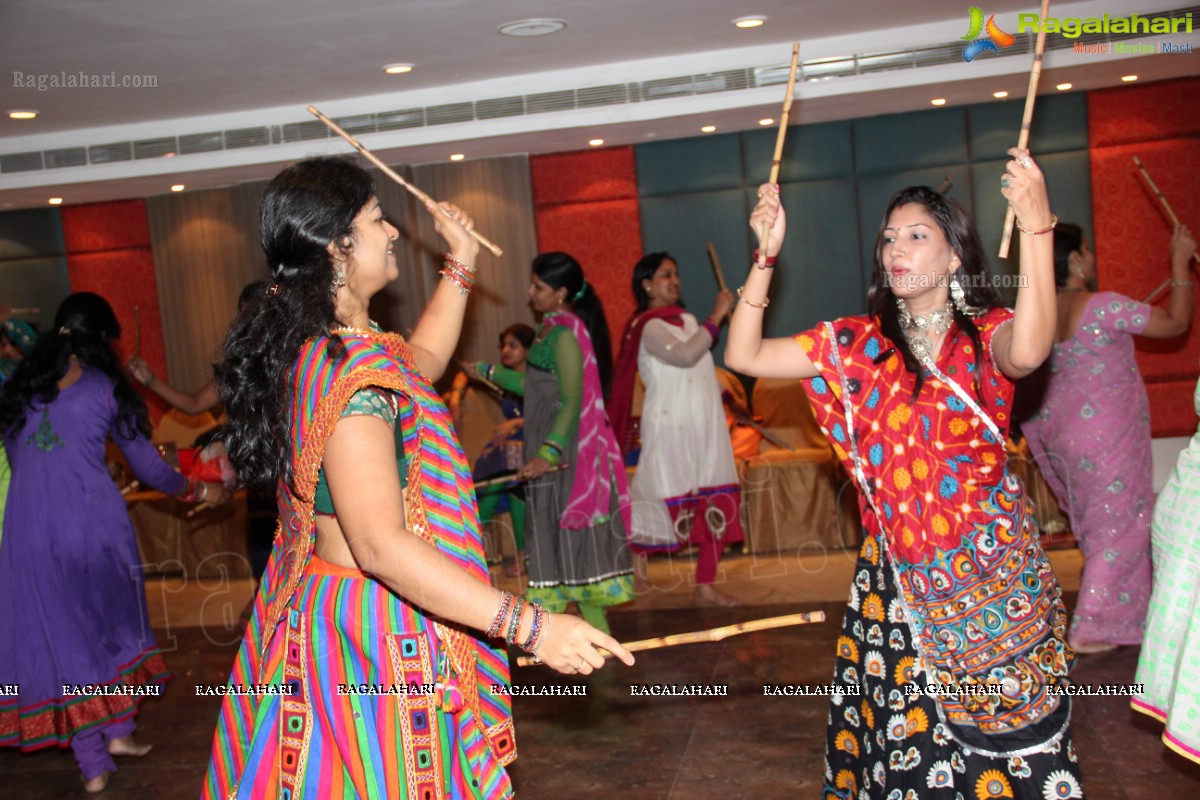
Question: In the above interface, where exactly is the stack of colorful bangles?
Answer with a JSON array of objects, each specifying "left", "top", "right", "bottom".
[
  {"left": 487, "top": 591, "right": 550, "bottom": 659},
  {"left": 439, "top": 253, "right": 476, "bottom": 295}
]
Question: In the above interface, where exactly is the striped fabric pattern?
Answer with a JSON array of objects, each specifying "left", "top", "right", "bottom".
[{"left": 203, "top": 330, "right": 514, "bottom": 799}]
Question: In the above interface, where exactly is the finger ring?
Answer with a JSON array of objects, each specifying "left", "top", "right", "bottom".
[
  {"left": 1019, "top": 157, "right": 1033, "bottom": 169},
  {"left": 576, "top": 658, "right": 586, "bottom": 672},
  {"left": 1001, "top": 176, "right": 1011, "bottom": 188}
]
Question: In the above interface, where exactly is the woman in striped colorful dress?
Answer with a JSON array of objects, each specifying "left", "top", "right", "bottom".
[
  {"left": 727, "top": 151, "right": 1087, "bottom": 799},
  {"left": 202, "top": 157, "right": 632, "bottom": 800}
]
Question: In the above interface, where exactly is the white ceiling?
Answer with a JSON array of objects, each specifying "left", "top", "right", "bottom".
[{"left": 0, "top": 0, "right": 1195, "bottom": 209}]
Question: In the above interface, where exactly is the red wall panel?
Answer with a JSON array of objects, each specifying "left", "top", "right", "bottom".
[
  {"left": 61, "top": 200, "right": 168, "bottom": 418},
  {"left": 1089, "top": 77, "right": 1200, "bottom": 437},
  {"left": 530, "top": 148, "right": 644, "bottom": 356}
]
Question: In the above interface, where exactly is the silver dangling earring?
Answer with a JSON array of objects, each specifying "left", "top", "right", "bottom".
[
  {"left": 949, "top": 272, "right": 982, "bottom": 317},
  {"left": 331, "top": 265, "right": 347, "bottom": 295}
]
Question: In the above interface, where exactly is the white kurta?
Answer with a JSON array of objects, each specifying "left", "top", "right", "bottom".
[{"left": 629, "top": 314, "right": 739, "bottom": 547}]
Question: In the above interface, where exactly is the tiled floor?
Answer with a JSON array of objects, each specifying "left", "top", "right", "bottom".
[{"left": 2, "top": 549, "right": 1197, "bottom": 798}]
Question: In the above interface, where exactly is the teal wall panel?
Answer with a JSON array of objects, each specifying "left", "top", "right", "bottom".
[
  {"left": 742, "top": 121, "right": 855, "bottom": 183},
  {"left": 0, "top": 208, "right": 68, "bottom": 333},
  {"left": 635, "top": 133, "right": 745, "bottom": 196},
  {"left": 968, "top": 93, "right": 1089, "bottom": 160},
  {"left": 855, "top": 107, "right": 969, "bottom": 174},
  {"left": 0, "top": 208, "right": 65, "bottom": 260}
]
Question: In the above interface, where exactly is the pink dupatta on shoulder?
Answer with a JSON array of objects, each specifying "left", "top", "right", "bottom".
[{"left": 544, "top": 312, "right": 631, "bottom": 532}]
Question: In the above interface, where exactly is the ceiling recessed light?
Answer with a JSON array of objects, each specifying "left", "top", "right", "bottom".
[
  {"left": 733, "top": 16, "right": 766, "bottom": 28},
  {"left": 588, "top": 138, "right": 604, "bottom": 147},
  {"left": 993, "top": 90, "right": 1009, "bottom": 99},
  {"left": 1121, "top": 75, "right": 1138, "bottom": 82},
  {"left": 758, "top": 118, "right": 775, "bottom": 126},
  {"left": 498, "top": 18, "right": 566, "bottom": 37},
  {"left": 700, "top": 125, "right": 717, "bottom": 133},
  {"left": 171, "top": 184, "right": 185, "bottom": 192},
  {"left": 1056, "top": 82, "right": 1072, "bottom": 91},
  {"left": 931, "top": 98, "right": 947, "bottom": 106},
  {"left": 449, "top": 153, "right": 465, "bottom": 161},
  {"left": 384, "top": 63, "right": 414, "bottom": 74},
  {"left": 8, "top": 110, "right": 38, "bottom": 120},
  {"left": 48, "top": 197, "right": 63, "bottom": 205}
]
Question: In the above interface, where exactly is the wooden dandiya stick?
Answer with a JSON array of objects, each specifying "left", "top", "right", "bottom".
[
  {"left": 757, "top": 43, "right": 801, "bottom": 263},
  {"left": 1133, "top": 155, "right": 1200, "bottom": 267},
  {"left": 935, "top": 174, "right": 954, "bottom": 195},
  {"left": 307, "top": 105, "right": 503, "bottom": 257},
  {"left": 474, "top": 463, "right": 570, "bottom": 491},
  {"left": 515, "top": 610, "right": 826, "bottom": 667},
  {"left": 8, "top": 307, "right": 40, "bottom": 315},
  {"left": 706, "top": 242, "right": 728, "bottom": 292},
  {"left": 997, "top": 0, "right": 1050, "bottom": 258}
]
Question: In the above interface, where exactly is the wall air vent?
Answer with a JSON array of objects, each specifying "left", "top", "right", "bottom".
[
  {"left": 0, "top": 151, "right": 43, "bottom": 173},
  {"left": 475, "top": 96, "right": 525, "bottom": 119},
  {"left": 426, "top": 102, "right": 474, "bottom": 126},
  {"left": 88, "top": 142, "right": 132, "bottom": 164},
  {"left": 224, "top": 127, "right": 270, "bottom": 149},
  {"left": 133, "top": 138, "right": 177, "bottom": 159}
]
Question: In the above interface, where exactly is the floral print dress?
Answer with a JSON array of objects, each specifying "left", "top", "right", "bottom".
[{"left": 796, "top": 311, "right": 1084, "bottom": 800}]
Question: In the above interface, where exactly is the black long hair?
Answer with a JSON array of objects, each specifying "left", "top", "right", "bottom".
[
  {"left": 631, "top": 251, "right": 675, "bottom": 313},
  {"left": 532, "top": 251, "right": 614, "bottom": 395},
  {"left": 866, "top": 186, "right": 1003, "bottom": 400},
  {"left": 215, "top": 156, "right": 374, "bottom": 490},
  {"left": 0, "top": 292, "right": 150, "bottom": 440},
  {"left": 1052, "top": 222, "right": 1085, "bottom": 289}
]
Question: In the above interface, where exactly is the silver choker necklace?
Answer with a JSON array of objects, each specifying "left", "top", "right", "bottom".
[{"left": 897, "top": 297, "right": 953, "bottom": 362}]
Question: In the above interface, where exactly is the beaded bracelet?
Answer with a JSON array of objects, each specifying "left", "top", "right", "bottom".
[
  {"left": 505, "top": 598, "right": 526, "bottom": 645},
  {"left": 752, "top": 249, "right": 778, "bottom": 269},
  {"left": 519, "top": 603, "right": 548, "bottom": 654},
  {"left": 444, "top": 253, "right": 476, "bottom": 275},
  {"left": 530, "top": 609, "right": 551, "bottom": 663},
  {"left": 487, "top": 591, "right": 516, "bottom": 638},
  {"left": 736, "top": 285, "right": 770, "bottom": 308},
  {"left": 1014, "top": 213, "right": 1058, "bottom": 236},
  {"left": 440, "top": 262, "right": 476, "bottom": 295}
]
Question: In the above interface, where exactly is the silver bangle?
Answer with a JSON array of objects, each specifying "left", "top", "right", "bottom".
[{"left": 1170, "top": 279, "right": 1194, "bottom": 288}]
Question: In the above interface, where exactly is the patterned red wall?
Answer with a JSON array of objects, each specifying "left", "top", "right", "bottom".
[
  {"left": 530, "top": 147, "right": 644, "bottom": 355},
  {"left": 1089, "top": 76, "right": 1200, "bottom": 437},
  {"left": 61, "top": 200, "right": 168, "bottom": 418}
]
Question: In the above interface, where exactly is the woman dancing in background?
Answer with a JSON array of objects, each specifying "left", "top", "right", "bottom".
[
  {"left": 473, "top": 323, "right": 535, "bottom": 577},
  {"left": 726, "top": 149, "right": 1085, "bottom": 798},
  {"left": 480, "top": 252, "right": 634, "bottom": 635},
  {"left": 610, "top": 252, "right": 742, "bottom": 606},
  {"left": 0, "top": 293, "right": 225, "bottom": 793},
  {"left": 203, "top": 158, "right": 631, "bottom": 799},
  {"left": 1020, "top": 222, "right": 1194, "bottom": 653}
]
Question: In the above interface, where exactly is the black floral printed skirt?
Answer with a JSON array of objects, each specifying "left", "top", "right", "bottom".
[{"left": 822, "top": 535, "right": 1085, "bottom": 800}]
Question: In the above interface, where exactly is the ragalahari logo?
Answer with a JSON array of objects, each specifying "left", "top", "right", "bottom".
[{"left": 961, "top": 7, "right": 1016, "bottom": 61}]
